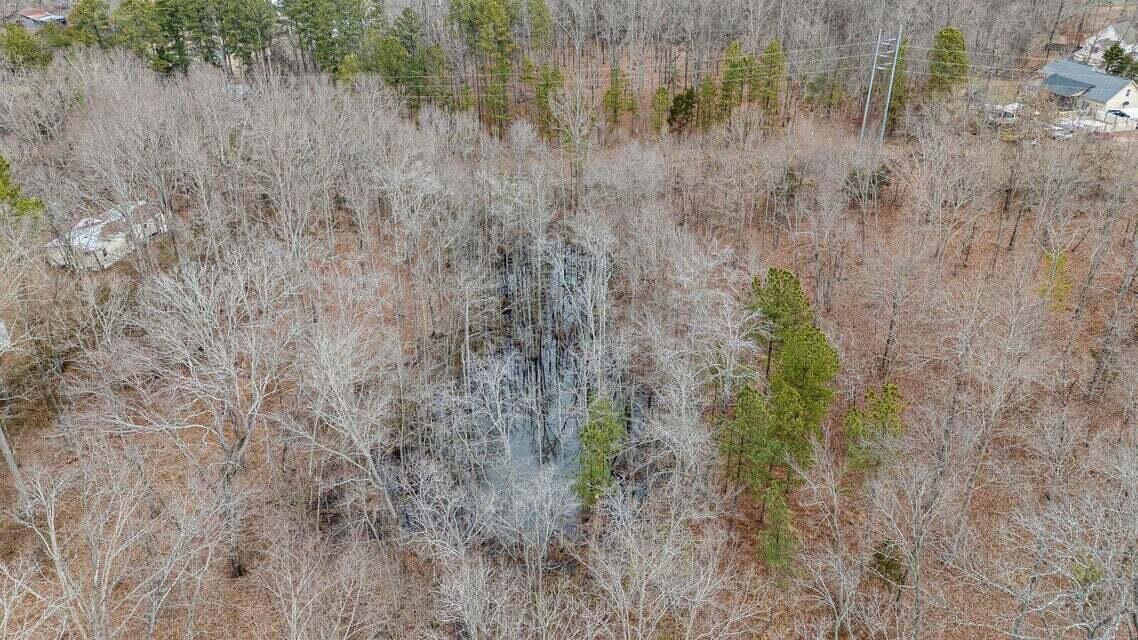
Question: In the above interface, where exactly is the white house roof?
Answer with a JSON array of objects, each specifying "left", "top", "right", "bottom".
[
  {"left": 1042, "top": 59, "right": 1135, "bottom": 104},
  {"left": 1082, "top": 21, "right": 1138, "bottom": 47},
  {"left": 45, "top": 202, "right": 146, "bottom": 254}
]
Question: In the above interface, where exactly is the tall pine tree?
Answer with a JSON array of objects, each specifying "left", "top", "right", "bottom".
[
  {"left": 724, "top": 268, "right": 839, "bottom": 569},
  {"left": 283, "top": 0, "right": 370, "bottom": 73},
  {"left": 750, "top": 267, "right": 813, "bottom": 377},
  {"left": 218, "top": 0, "right": 276, "bottom": 69},
  {"left": 751, "top": 39, "right": 786, "bottom": 121},
  {"left": 886, "top": 39, "right": 909, "bottom": 131},
  {"left": 70, "top": 0, "right": 112, "bottom": 47},
  {"left": 451, "top": 0, "right": 516, "bottom": 132},
  {"left": 113, "top": 0, "right": 162, "bottom": 62},
  {"left": 719, "top": 41, "right": 754, "bottom": 118},
  {"left": 928, "top": 27, "right": 968, "bottom": 94},
  {"left": 602, "top": 66, "right": 635, "bottom": 125},
  {"left": 362, "top": 8, "right": 450, "bottom": 110},
  {"left": 573, "top": 396, "right": 627, "bottom": 509}
]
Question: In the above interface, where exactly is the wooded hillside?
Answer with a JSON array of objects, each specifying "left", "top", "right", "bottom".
[{"left": 2, "top": 1, "right": 1138, "bottom": 639}]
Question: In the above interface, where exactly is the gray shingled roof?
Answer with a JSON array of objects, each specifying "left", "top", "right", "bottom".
[
  {"left": 1042, "top": 59, "right": 1134, "bottom": 103},
  {"left": 1044, "top": 75, "right": 1094, "bottom": 97}
]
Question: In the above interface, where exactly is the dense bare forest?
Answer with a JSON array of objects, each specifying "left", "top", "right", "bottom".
[{"left": 2, "top": 0, "right": 1138, "bottom": 639}]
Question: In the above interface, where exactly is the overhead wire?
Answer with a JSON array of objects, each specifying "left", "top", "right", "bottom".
[
  {"left": 374, "top": 42, "right": 885, "bottom": 84},
  {"left": 375, "top": 40, "right": 1047, "bottom": 98}
]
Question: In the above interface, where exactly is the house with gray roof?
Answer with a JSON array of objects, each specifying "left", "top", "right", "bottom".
[
  {"left": 2, "top": 7, "right": 67, "bottom": 32},
  {"left": 1040, "top": 59, "right": 1137, "bottom": 115}
]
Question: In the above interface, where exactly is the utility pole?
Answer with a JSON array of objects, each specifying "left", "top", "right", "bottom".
[
  {"left": 879, "top": 26, "right": 904, "bottom": 144},
  {"left": 860, "top": 29, "right": 884, "bottom": 141},
  {"left": 0, "top": 382, "right": 26, "bottom": 506}
]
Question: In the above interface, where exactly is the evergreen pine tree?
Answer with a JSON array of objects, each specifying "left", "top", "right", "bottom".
[
  {"left": 721, "top": 384, "right": 774, "bottom": 491},
  {"left": 526, "top": 0, "right": 552, "bottom": 50},
  {"left": 573, "top": 396, "right": 627, "bottom": 509},
  {"left": 451, "top": 0, "right": 516, "bottom": 131},
  {"left": 928, "top": 27, "right": 968, "bottom": 94},
  {"left": 668, "top": 87, "right": 696, "bottom": 133},
  {"left": 0, "top": 24, "right": 52, "bottom": 70},
  {"left": 336, "top": 52, "right": 360, "bottom": 84},
  {"left": 218, "top": 0, "right": 276, "bottom": 68},
  {"left": 886, "top": 39, "right": 909, "bottom": 130},
  {"left": 1103, "top": 43, "right": 1129, "bottom": 75},
  {"left": 719, "top": 41, "right": 753, "bottom": 118},
  {"left": 732, "top": 268, "right": 839, "bottom": 569},
  {"left": 69, "top": 0, "right": 112, "bottom": 47},
  {"left": 758, "top": 490, "right": 796, "bottom": 570},
  {"left": 113, "top": 0, "right": 162, "bottom": 61},
  {"left": 750, "top": 267, "right": 813, "bottom": 376},
  {"left": 363, "top": 9, "right": 450, "bottom": 110},
  {"left": 751, "top": 39, "right": 786, "bottom": 119},
  {"left": 283, "top": 0, "right": 370, "bottom": 73},
  {"left": 39, "top": 23, "right": 73, "bottom": 49},
  {"left": 844, "top": 383, "right": 905, "bottom": 470},
  {"left": 771, "top": 327, "right": 839, "bottom": 438},
  {"left": 150, "top": 0, "right": 192, "bottom": 73},
  {"left": 649, "top": 86, "right": 671, "bottom": 134},
  {"left": 532, "top": 63, "right": 563, "bottom": 139},
  {"left": 602, "top": 66, "right": 635, "bottom": 125},
  {"left": 695, "top": 79, "right": 718, "bottom": 129},
  {"left": 0, "top": 154, "right": 45, "bottom": 219}
]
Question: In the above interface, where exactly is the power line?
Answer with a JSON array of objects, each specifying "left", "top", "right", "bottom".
[
  {"left": 386, "top": 62, "right": 870, "bottom": 93},
  {"left": 372, "top": 44, "right": 883, "bottom": 84},
  {"left": 359, "top": 41, "right": 1044, "bottom": 104},
  {"left": 904, "top": 45, "right": 1059, "bottom": 65}
]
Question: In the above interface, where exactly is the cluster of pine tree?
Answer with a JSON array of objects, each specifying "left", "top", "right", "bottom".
[
  {"left": 0, "top": 0, "right": 975, "bottom": 140},
  {"left": 54, "top": 0, "right": 277, "bottom": 73},
  {"left": 644, "top": 40, "right": 788, "bottom": 135},
  {"left": 719, "top": 269, "right": 907, "bottom": 568},
  {"left": 721, "top": 269, "right": 839, "bottom": 568}
]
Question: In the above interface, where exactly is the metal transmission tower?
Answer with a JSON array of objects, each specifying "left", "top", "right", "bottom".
[
  {"left": 859, "top": 30, "right": 883, "bottom": 141},
  {"left": 879, "top": 26, "right": 904, "bottom": 144},
  {"left": 860, "top": 27, "right": 904, "bottom": 143}
]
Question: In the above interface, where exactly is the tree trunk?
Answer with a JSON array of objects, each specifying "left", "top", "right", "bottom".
[{"left": 0, "top": 421, "right": 25, "bottom": 505}]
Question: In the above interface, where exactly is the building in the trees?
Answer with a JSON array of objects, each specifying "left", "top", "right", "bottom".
[
  {"left": 1075, "top": 22, "right": 1138, "bottom": 67},
  {"left": 2, "top": 7, "right": 67, "bottom": 31},
  {"left": 1038, "top": 59, "right": 1138, "bottom": 122},
  {"left": 44, "top": 202, "right": 168, "bottom": 271}
]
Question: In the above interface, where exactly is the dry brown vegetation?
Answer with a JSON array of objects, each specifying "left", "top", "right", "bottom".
[{"left": 0, "top": 45, "right": 1137, "bottom": 640}]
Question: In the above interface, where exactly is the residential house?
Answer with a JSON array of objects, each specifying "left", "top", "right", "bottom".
[
  {"left": 3, "top": 7, "right": 67, "bottom": 31},
  {"left": 44, "top": 202, "right": 168, "bottom": 271},
  {"left": 1075, "top": 21, "right": 1138, "bottom": 67},
  {"left": 1040, "top": 59, "right": 1138, "bottom": 118}
]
